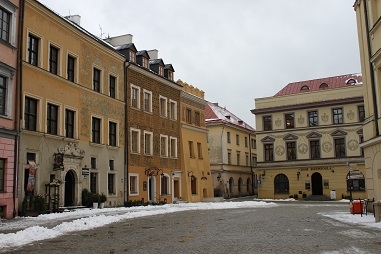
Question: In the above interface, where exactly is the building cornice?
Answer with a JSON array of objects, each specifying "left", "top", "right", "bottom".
[
  {"left": 206, "top": 121, "right": 256, "bottom": 134},
  {"left": 181, "top": 90, "right": 206, "bottom": 106},
  {"left": 182, "top": 124, "right": 208, "bottom": 133},
  {"left": 255, "top": 157, "right": 364, "bottom": 169},
  {"left": 251, "top": 96, "right": 363, "bottom": 115}
]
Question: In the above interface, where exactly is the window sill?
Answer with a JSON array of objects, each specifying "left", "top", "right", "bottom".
[
  {"left": 90, "top": 142, "right": 104, "bottom": 148},
  {"left": 107, "top": 145, "right": 120, "bottom": 150}
]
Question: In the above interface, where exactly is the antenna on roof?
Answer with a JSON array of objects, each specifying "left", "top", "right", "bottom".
[{"left": 99, "top": 25, "right": 106, "bottom": 39}]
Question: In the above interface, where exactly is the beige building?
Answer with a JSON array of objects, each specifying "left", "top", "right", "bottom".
[
  {"left": 354, "top": 0, "right": 381, "bottom": 201},
  {"left": 178, "top": 81, "right": 214, "bottom": 202},
  {"left": 252, "top": 74, "right": 366, "bottom": 200},
  {"left": 206, "top": 102, "right": 256, "bottom": 198},
  {"left": 20, "top": 0, "right": 125, "bottom": 210}
]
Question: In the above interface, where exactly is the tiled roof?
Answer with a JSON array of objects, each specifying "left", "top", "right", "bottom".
[
  {"left": 205, "top": 101, "right": 255, "bottom": 131},
  {"left": 275, "top": 73, "right": 362, "bottom": 96}
]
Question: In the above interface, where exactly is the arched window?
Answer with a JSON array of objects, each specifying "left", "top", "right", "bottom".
[
  {"left": 229, "top": 177, "right": 234, "bottom": 193},
  {"left": 274, "top": 174, "right": 289, "bottom": 194},
  {"left": 346, "top": 79, "right": 356, "bottom": 85},
  {"left": 319, "top": 83, "right": 329, "bottom": 89},
  {"left": 300, "top": 85, "right": 309, "bottom": 91},
  {"left": 238, "top": 177, "right": 243, "bottom": 193}
]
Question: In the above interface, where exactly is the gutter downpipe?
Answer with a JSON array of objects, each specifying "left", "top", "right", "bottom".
[
  {"left": 13, "top": 0, "right": 25, "bottom": 218},
  {"left": 364, "top": 0, "right": 379, "bottom": 136},
  {"left": 124, "top": 61, "right": 130, "bottom": 205}
]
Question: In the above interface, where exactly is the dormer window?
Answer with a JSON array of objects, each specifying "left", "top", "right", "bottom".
[
  {"left": 346, "top": 79, "right": 356, "bottom": 85},
  {"left": 167, "top": 70, "right": 173, "bottom": 80},
  {"left": 319, "top": 83, "right": 329, "bottom": 89},
  {"left": 300, "top": 85, "right": 309, "bottom": 91},
  {"left": 142, "top": 58, "right": 148, "bottom": 68},
  {"left": 129, "top": 51, "right": 135, "bottom": 63},
  {"left": 159, "top": 66, "right": 164, "bottom": 76}
]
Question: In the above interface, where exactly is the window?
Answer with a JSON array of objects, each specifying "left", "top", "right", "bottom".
[
  {"left": 144, "top": 131, "right": 153, "bottom": 155},
  {"left": 285, "top": 113, "right": 294, "bottom": 129},
  {"left": 358, "top": 105, "right": 365, "bottom": 122},
  {"left": 245, "top": 137, "right": 248, "bottom": 147},
  {"left": 92, "top": 117, "right": 101, "bottom": 143},
  {"left": 227, "top": 151, "right": 232, "bottom": 164},
  {"left": 129, "top": 174, "right": 138, "bottom": 195},
  {"left": 245, "top": 154, "right": 249, "bottom": 166},
  {"left": 308, "top": 111, "right": 318, "bottom": 127},
  {"left": 236, "top": 134, "right": 240, "bottom": 145},
  {"left": 319, "top": 83, "right": 329, "bottom": 89},
  {"left": 131, "top": 85, "right": 140, "bottom": 109},
  {"left": 310, "top": 140, "right": 320, "bottom": 159},
  {"left": 197, "top": 142, "right": 203, "bottom": 159},
  {"left": 142, "top": 58, "right": 148, "bottom": 68},
  {"left": 332, "top": 108, "right": 343, "bottom": 124},
  {"left": 109, "top": 76, "right": 116, "bottom": 98},
  {"left": 159, "top": 66, "right": 164, "bottom": 76},
  {"left": 300, "top": 85, "right": 309, "bottom": 91},
  {"left": 274, "top": 174, "right": 289, "bottom": 194},
  {"left": 143, "top": 90, "right": 152, "bottom": 112},
  {"left": 67, "top": 55, "right": 76, "bottom": 82},
  {"left": 264, "top": 144, "right": 274, "bottom": 161},
  {"left": 263, "top": 116, "right": 272, "bottom": 131},
  {"left": 189, "top": 141, "right": 194, "bottom": 158},
  {"left": 194, "top": 111, "right": 201, "bottom": 126},
  {"left": 252, "top": 156, "right": 257, "bottom": 167},
  {"left": 161, "top": 175, "right": 170, "bottom": 195},
  {"left": 334, "top": 138, "right": 345, "bottom": 158},
  {"left": 191, "top": 176, "right": 197, "bottom": 195},
  {"left": 170, "top": 137, "right": 177, "bottom": 158},
  {"left": 93, "top": 68, "right": 101, "bottom": 92},
  {"left": 65, "top": 109, "right": 75, "bottom": 138},
  {"left": 286, "top": 142, "right": 296, "bottom": 160},
  {"left": 28, "top": 34, "right": 39, "bottom": 66},
  {"left": 186, "top": 108, "right": 192, "bottom": 123},
  {"left": 169, "top": 100, "right": 177, "bottom": 120},
  {"left": 160, "top": 135, "right": 168, "bottom": 157},
  {"left": 347, "top": 172, "right": 365, "bottom": 191},
  {"left": 109, "top": 160, "right": 114, "bottom": 171},
  {"left": 160, "top": 96, "right": 167, "bottom": 117},
  {"left": 251, "top": 139, "right": 256, "bottom": 149},
  {"left": 130, "top": 128, "right": 140, "bottom": 153},
  {"left": 109, "top": 121, "right": 117, "bottom": 146},
  {"left": 305, "top": 180, "right": 311, "bottom": 190},
  {"left": 237, "top": 152, "right": 240, "bottom": 165},
  {"left": 90, "top": 172, "right": 97, "bottom": 193},
  {"left": 227, "top": 132, "right": 231, "bottom": 143},
  {"left": 91, "top": 157, "right": 97, "bottom": 169},
  {"left": 0, "top": 7, "right": 10, "bottom": 42},
  {"left": 129, "top": 51, "right": 135, "bottom": 62},
  {"left": 49, "top": 45, "right": 59, "bottom": 75},
  {"left": 47, "top": 103, "right": 58, "bottom": 135},
  {"left": 25, "top": 97, "right": 37, "bottom": 131},
  {"left": 0, "top": 75, "right": 6, "bottom": 115},
  {"left": 360, "top": 135, "right": 364, "bottom": 156},
  {"left": 0, "top": 159, "right": 4, "bottom": 191},
  {"left": 108, "top": 173, "right": 115, "bottom": 194}
]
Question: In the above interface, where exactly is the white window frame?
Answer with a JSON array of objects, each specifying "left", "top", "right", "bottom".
[
  {"left": 144, "top": 130, "right": 153, "bottom": 155},
  {"left": 26, "top": 30, "right": 43, "bottom": 67},
  {"left": 64, "top": 106, "right": 77, "bottom": 139},
  {"left": 46, "top": 99, "right": 62, "bottom": 135},
  {"left": 92, "top": 65, "right": 103, "bottom": 93},
  {"left": 66, "top": 51, "right": 78, "bottom": 83},
  {"left": 0, "top": 0, "right": 17, "bottom": 46},
  {"left": 170, "top": 136, "right": 178, "bottom": 158},
  {"left": 130, "top": 84, "right": 141, "bottom": 109},
  {"left": 169, "top": 99, "right": 177, "bottom": 120},
  {"left": 0, "top": 64, "right": 13, "bottom": 118},
  {"left": 23, "top": 93, "right": 42, "bottom": 131},
  {"left": 107, "top": 172, "right": 116, "bottom": 195},
  {"left": 109, "top": 73, "right": 118, "bottom": 99},
  {"left": 48, "top": 41, "right": 61, "bottom": 76},
  {"left": 159, "top": 95, "right": 167, "bottom": 117},
  {"left": 160, "top": 134, "right": 168, "bottom": 157},
  {"left": 91, "top": 114, "right": 103, "bottom": 144},
  {"left": 143, "top": 89, "right": 152, "bottom": 113},
  {"left": 129, "top": 173, "right": 139, "bottom": 196},
  {"left": 130, "top": 128, "right": 141, "bottom": 154},
  {"left": 108, "top": 119, "right": 119, "bottom": 147}
]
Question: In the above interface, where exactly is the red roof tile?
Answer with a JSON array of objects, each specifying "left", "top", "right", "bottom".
[{"left": 275, "top": 73, "right": 362, "bottom": 96}]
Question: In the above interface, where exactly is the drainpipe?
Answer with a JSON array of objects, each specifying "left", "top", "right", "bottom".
[
  {"left": 13, "top": 0, "right": 25, "bottom": 218},
  {"left": 124, "top": 61, "right": 130, "bottom": 205},
  {"left": 363, "top": 0, "right": 379, "bottom": 136}
]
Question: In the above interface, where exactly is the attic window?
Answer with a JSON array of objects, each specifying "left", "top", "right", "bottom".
[
  {"left": 346, "top": 79, "right": 356, "bottom": 85},
  {"left": 300, "top": 85, "right": 309, "bottom": 91},
  {"left": 129, "top": 51, "right": 135, "bottom": 63},
  {"left": 319, "top": 83, "right": 329, "bottom": 89},
  {"left": 142, "top": 57, "right": 148, "bottom": 68},
  {"left": 159, "top": 66, "right": 164, "bottom": 76},
  {"left": 225, "top": 115, "right": 231, "bottom": 119}
]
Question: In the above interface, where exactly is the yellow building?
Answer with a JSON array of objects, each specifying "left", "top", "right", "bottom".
[
  {"left": 206, "top": 102, "right": 256, "bottom": 198},
  {"left": 20, "top": 0, "right": 125, "bottom": 209},
  {"left": 354, "top": 1, "right": 381, "bottom": 201},
  {"left": 178, "top": 81, "right": 214, "bottom": 202},
  {"left": 252, "top": 74, "right": 366, "bottom": 200}
]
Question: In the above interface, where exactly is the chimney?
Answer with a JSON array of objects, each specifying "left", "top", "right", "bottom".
[
  {"left": 104, "top": 34, "right": 133, "bottom": 47},
  {"left": 147, "top": 49, "right": 159, "bottom": 60},
  {"left": 65, "top": 15, "right": 81, "bottom": 26}
]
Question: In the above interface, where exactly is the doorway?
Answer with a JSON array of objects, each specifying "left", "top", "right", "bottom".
[
  {"left": 64, "top": 170, "right": 75, "bottom": 206},
  {"left": 148, "top": 176, "right": 156, "bottom": 202},
  {"left": 311, "top": 172, "right": 323, "bottom": 195}
]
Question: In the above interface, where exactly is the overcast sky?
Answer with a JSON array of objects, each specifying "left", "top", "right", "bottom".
[{"left": 38, "top": 0, "right": 361, "bottom": 127}]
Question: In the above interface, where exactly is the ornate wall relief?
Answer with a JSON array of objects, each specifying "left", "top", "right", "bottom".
[
  {"left": 347, "top": 139, "right": 359, "bottom": 151},
  {"left": 275, "top": 118, "right": 282, "bottom": 127},
  {"left": 275, "top": 145, "right": 285, "bottom": 156},
  {"left": 321, "top": 113, "right": 329, "bottom": 123},
  {"left": 298, "top": 143, "right": 308, "bottom": 154},
  {"left": 347, "top": 110, "right": 355, "bottom": 120},
  {"left": 322, "top": 141, "right": 332, "bottom": 153},
  {"left": 298, "top": 115, "right": 305, "bottom": 125}
]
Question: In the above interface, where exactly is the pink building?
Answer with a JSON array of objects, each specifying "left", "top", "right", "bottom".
[{"left": 0, "top": 0, "right": 21, "bottom": 219}]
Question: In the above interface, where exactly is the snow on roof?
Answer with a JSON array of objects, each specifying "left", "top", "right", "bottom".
[
  {"left": 275, "top": 73, "right": 362, "bottom": 96},
  {"left": 205, "top": 101, "right": 255, "bottom": 131}
]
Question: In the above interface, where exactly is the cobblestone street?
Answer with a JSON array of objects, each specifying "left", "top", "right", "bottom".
[{"left": 3, "top": 201, "right": 381, "bottom": 254}]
